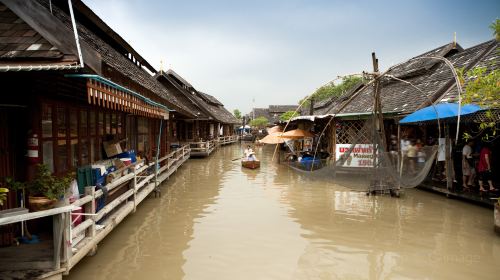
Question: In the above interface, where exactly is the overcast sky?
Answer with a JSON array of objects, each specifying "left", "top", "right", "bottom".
[{"left": 84, "top": 0, "right": 498, "bottom": 114}]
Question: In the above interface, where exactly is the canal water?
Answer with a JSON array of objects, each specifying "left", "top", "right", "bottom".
[{"left": 68, "top": 144, "right": 500, "bottom": 280}]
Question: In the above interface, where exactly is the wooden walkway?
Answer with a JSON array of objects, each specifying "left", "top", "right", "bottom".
[
  {"left": 0, "top": 145, "right": 191, "bottom": 279},
  {"left": 418, "top": 181, "right": 497, "bottom": 208},
  {"left": 189, "top": 135, "right": 239, "bottom": 157}
]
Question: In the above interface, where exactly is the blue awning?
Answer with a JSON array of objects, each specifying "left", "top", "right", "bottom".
[{"left": 399, "top": 103, "right": 481, "bottom": 124}]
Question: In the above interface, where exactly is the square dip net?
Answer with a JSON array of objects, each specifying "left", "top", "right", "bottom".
[{"left": 286, "top": 84, "right": 439, "bottom": 195}]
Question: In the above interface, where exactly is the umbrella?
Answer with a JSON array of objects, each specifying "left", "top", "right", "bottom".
[
  {"left": 259, "top": 132, "right": 285, "bottom": 144},
  {"left": 399, "top": 103, "right": 481, "bottom": 124},
  {"left": 267, "top": 125, "right": 283, "bottom": 134},
  {"left": 279, "top": 128, "right": 315, "bottom": 139}
]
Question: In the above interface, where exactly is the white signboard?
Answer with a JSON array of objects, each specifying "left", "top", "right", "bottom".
[{"left": 335, "top": 144, "right": 375, "bottom": 167}]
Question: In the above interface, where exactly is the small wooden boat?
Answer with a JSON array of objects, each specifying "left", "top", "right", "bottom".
[
  {"left": 242, "top": 159, "right": 260, "bottom": 169},
  {"left": 241, "top": 134, "right": 255, "bottom": 142}
]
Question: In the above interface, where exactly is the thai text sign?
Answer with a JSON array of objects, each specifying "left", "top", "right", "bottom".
[{"left": 335, "top": 144, "right": 375, "bottom": 167}]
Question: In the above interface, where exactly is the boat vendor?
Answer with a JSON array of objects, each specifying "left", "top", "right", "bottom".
[{"left": 244, "top": 145, "right": 257, "bottom": 161}]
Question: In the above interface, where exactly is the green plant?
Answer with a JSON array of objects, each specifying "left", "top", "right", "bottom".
[
  {"left": 280, "top": 111, "right": 299, "bottom": 122},
  {"left": 233, "top": 109, "right": 242, "bottom": 119},
  {"left": 29, "top": 164, "right": 74, "bottom": 200},
  {"left": 4, "top": 177, "right": 26, "bottom": 192},
  {"left": 490, "top": 18, "right": 499, "bottom": 41},
  {"left": 1, "top": 177, "right": 26, "bottom": 206},
  {"left": 0, "top": 187, "right": 8, "bottom": 206},
  {"left": 458, "top": 20, "right": 500, "bottom": 142},
  {"left": 299, "top": 76, "right": 363, "bottom": 107},
  {"left": 250, "top": 116, "right": 269, "bottom": 128}
]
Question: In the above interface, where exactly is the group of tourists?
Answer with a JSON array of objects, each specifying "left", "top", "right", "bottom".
[
  {"left": 462, "top": 140, "right": 497, "bottom": 193},
  {"left": 398, "top": 137, "right": 427, "bottom": 174}
]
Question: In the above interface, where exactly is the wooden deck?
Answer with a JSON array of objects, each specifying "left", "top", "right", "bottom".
[
  {"left": 418, "top": 180, "right": 497, "bottom": 208},
  {"left": 189, "top": 139, "right": 217, "bottom": 157},
  {"left": 0, "top": 145, "right": 191, "bottom": 279},
  {"left": 189, "top": 136, "right": 239, "bottom": 157}
]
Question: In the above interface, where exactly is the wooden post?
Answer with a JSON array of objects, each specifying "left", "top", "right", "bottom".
[
  {"left": 397, "top": 124, "right": 401, "bottom": 173},
  {"left": 154, "top": 154, "right": 160, "bottom": 197},
  {"left": 445, "top": 125, "right": 453, "bottom": 191},
  {"left": 84, "top": 186, "right": 97, "bottom": 256},
  {"left": 133, "top": 167, "right": 138, "bottom": 210},
  {"left": 332, "top": 118, "right": 337, "bottom": 165},
  {"left": 52, "top": 213, "right": 64, "bottom": 270},
  {"left": 62, "top": 211, "right": 72, "bottom": 265}
]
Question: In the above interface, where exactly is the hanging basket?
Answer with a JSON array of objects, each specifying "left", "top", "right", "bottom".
[{"left": 28, "top": 196, "right": 57, "bottom": 212}]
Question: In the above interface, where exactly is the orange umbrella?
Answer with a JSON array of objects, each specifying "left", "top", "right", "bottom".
[
  {"left": 267, "top": 125, "right": 283, "bottom": 134},
  {"left": 279, "top": 128, "right": 315, "bottom": 139},
  {"left": 259, "top": 132, "right": 285, "bottom": 144}
]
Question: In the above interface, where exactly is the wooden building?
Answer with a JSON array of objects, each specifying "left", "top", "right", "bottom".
[
  {"left": 292, "top": 39, "right": 498, "bottom": 202},
  {"left": 250, "top": 105, "right": 299, "bottom": 124},
  {"left": 0, "top": 0, "right": 193, "bottom": 278},
  {"left": 157, "top": 69, "right": 240, "bottom": 156},
  {"left": 0, "top": 0, "right": 195, "bottom": 195}
]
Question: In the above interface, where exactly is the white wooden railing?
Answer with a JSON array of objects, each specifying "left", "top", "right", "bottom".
[
  {"left": 0, "top": 205, "right": 74, "bottom": 272},
  {"left": 0, "top": 145, "right": 190, "bottom": 276},
  {"left": 66, "top": 144, "right": 190, "bottom": 273},
  {"left": 218, "top": 135, "right": 239, "bottom": 145},
  {"left": 189, "top": 139, "right": 217, "bottom": 154}
]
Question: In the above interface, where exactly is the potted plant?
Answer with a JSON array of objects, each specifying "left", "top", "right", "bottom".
[
  {"left": 2, "top": 177, "right": 26, "bottom": 209},
  {"left": 28, "top": 164, "right": 74, "bottom": 211},
  {"left": 0, "top": 187, "right": 8, "bottom": 206}
]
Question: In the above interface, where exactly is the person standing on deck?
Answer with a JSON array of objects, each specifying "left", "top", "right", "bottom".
[
  {"left": 462, "top": 140, "right": 475, "bottom": 191},
  {"left": 477, "top": 143, "right": 498, "bottom": 192}
]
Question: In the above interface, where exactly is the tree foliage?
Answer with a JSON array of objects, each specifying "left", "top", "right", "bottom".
[
  {"left": 490, "top": 18, "right": 500, "bottom": 41},
  {"left": 233, "top": 109, "right": 242, "bottom": 119},
  {"left": 249, "top": 116, "right": 269, "bottom": 128},
  {"left": 299, "top": 76, "right": 363, "bottom": 107},
  {"left": 460, "top": 19, "right": 499, "bottom": 141},
  {"left": 280, "top": 111, "right": 299, "bottom": 122},
  {"left": 460, "top": 67, "right": 500, "bottom": 108}
]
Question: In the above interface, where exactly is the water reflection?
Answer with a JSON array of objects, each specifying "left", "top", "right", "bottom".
[{"left": 67, "top": 144, "right": 500, "bottom": 280}]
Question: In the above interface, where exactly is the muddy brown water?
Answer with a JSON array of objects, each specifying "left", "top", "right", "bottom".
[{"left": 67, "top": 144, "right": 500, "bottom": 280}]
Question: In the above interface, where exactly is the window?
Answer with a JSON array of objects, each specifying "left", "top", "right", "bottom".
[
  {"left": 111, "top": 113, "right": 117, "bottom": 135},
  {"left": 41, "top": 104, "right": 52, "bottom": 138},
  {"left": 89, "top": 110, "right": 96, "bottom": 136},
  {"left": 105, "top": 113, "right": 111, "bottom": 135},
  {"left": 186, "top": 123, "right": 193, "bottom": 140},
  {"left": 41, "top": 102, "right": 126, "bottom": 173},
  {"left": 137, "top": 117, "right": 149, "bottom": 156},
  {"left": 98, "top": 112, "right": 104, "bottom": 136}
]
